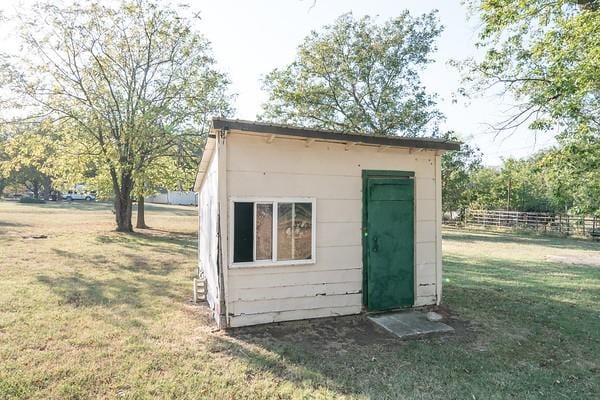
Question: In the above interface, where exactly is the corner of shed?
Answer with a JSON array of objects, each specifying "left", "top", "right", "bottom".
[{"left": 194, "top": 135, "right": 218, "bottom": 192}]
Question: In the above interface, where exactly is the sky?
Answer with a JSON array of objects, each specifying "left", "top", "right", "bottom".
[{"left": 0, "top": 0, "right": 558, "bottom": 165}]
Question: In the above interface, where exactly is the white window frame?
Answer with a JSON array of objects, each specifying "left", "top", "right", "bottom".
[{"left": 229, "top": 197, "right": 317, "bottom": 268}]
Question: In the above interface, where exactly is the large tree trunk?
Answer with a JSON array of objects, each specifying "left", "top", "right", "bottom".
[
  {"left": 42, "top": 175, "right": 52, "bottom": 200},
  {"left": 32, "top": 180, "right": 40, "bottom": 199},
  {"left": 115, "top": 194, "right": 133, "bottom": 232},
  {"left": 113, "top": 171, "right": 134, "bottom": 232},
  {"left": 136, "top": 195, "right": 148, "bottom": 229}
]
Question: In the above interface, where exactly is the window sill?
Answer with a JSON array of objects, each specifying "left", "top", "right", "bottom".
[{"left": 229, "top": 259, "right": 316, "bottom": 269}]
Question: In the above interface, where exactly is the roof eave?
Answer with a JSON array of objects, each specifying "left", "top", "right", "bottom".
[{"left": 212, "top": 118, "right": 460, "bottom": 151}]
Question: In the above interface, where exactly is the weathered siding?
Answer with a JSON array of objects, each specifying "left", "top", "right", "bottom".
[
  {"left": 198, "top": 145, "right": 219, "bottom": 314},
  {"left": 225, "top": 132, "right": 442, "bottom": 327}
]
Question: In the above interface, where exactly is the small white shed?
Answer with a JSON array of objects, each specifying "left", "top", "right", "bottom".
[{"left": 194, "top": 118, "right": 460, "bottom": 328}]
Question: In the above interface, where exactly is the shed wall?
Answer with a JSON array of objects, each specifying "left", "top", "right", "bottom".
[
  {"left": 198, "top": 148, "right": 220, "bottom": 314},
  {"left": 225, "top": 132, "right": 441, "bottom": 327}
]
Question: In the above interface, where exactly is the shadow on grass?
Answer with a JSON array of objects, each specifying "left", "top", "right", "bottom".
[
  {"left": 209, "top": 316, "right": 415, "bottom": 397},
  {"left": 145, "top": 227, "right": 197, "bottom": 237},
  {"left": 204, "top": 242, "right": 600, "bottom": 398},
  {"left": 37, "top": 272, "right": 143, "bottom": 308},
  {"left": 13, "top": 201, "right": 113, "bottom": 211},
  {"left": 50, "top": 247, "right": 186, "bottom": 277},
  {"left": 36, "top": 269, "right": 179, "bottom": 330},
  {"left": 444, "top": 228, "right": 600, "bottom": 252},
  {"left": 0, "top": 220, "right": 31, "bottom": 236},
  {"left": 443, "top": 254, "right": 600, "bottom": 330},
  {"left": 95, "top": 230, "right": 196, "bottom": 257},
  {"left": 10, "top": 200, "right": 196, "bottom": 216},
  {"left": 0, "top": 220, "right": 31, "bottom": 227}
]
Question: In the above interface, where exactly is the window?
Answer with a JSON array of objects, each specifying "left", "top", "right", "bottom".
[
  {"left": 231, "top": 198, "right": 315, "bottom": 266},
  {"left": 255, "top": 203, "right": 273, "bottom": 260}
]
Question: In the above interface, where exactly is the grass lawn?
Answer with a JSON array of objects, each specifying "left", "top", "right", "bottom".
[{"left": 0, "top": 201, "right": 598, "bottom": 399}]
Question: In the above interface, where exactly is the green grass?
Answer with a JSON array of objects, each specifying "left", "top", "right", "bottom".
[{"left": 0, "top": 201, "right": 598, "bottom": 399}]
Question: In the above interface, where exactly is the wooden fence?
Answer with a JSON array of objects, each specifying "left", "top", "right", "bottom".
[{"left": 444, "top": 209, "right": 600, "bottom": 239}]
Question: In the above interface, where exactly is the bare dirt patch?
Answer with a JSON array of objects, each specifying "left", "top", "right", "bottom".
[{"left": 225, "top": 304, "right": 473, "bottom": 352}]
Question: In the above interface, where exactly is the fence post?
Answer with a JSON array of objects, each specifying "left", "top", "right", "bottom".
[
  {"left": 559, "top": 215, "right": 562, "bottom": 234},
  {"left": 544, "top": 214, "right": 547, "bottom": 233}
]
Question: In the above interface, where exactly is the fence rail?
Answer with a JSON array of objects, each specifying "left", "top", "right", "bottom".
[{"left": 444, "top": 209, "right": 600, "bottom": 239}]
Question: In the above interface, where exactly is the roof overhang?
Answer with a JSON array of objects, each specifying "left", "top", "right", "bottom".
[
  {"left": 195, "top": 119, "right": 461, "bottom": 190},
  {"left": 212, "top": 118, "right": 461, "bottom": 151},
  {"left": 193, "top": 134, "right": 216, "bottom": 192}
]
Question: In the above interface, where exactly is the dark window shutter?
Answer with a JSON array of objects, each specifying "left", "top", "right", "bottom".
[{"left": 233, "top": 202, "right": 254, "bottom": 262}]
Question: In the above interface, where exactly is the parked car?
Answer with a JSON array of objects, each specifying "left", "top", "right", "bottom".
[{"left": 62, "top": 191, "right": 96, "bottom": 201}]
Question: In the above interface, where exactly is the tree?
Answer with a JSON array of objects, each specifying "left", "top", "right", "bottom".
[
  {"left": 467, "top": 167, "right": 503, "bottom": 210},
  {"left": 260, "top": 12, "right": 444, "bottom": 136},
  {"left": 441, "top": 132, "right": 482, "bottom": 214},
  {"left": 132, "top": 153, "right": 199, "bottom": 228},
  {"left": 0, "top": 122, "right": 59, "bottom": 199},
  {"left": 454, "top": 146, "right": 600, "bottom": 216},
  {"left": 538, "top": 138, "right": 600, "bottom": 215},
  {"left": 456, "top": 0, "right": 599, "bottom": 138},
  {"left": 1, "top": 0, "right": 231, "bottom": 231},
  {"left": 454, "top": 1, "right": 599, "bottom": 217},
  {"left": 498, "top": 158, "right": 554, "bottom": 212}
]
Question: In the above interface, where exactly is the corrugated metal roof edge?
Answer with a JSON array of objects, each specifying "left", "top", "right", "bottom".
[{"left": 212, "top": 118, "right": 460, "bottom": 151}]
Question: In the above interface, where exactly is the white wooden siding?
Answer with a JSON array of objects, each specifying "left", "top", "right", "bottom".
[
  {"left": 435, "top": 154, "right": 444, "bottom": 304},
  {"left": 198, "top": 149, "right": 219, "bottom": 313},
  {"left": 229, "top": 305, "right": 362, "bottom": 328},
  {"left": 229, "top": 281, "right": 362, "bottom": 302},
  {"left": 228, "top": 268, "right": 362, "bottom": 289},
  {"left": 225, "top": 132, "right": 442, "bottom": 327}
]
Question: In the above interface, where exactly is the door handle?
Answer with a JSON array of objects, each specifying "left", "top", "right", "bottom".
[{"left": 373, "top": 236, "right": 379, "bottom": 252}]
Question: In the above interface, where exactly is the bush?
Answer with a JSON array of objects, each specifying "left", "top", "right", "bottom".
[{"left": 19, "top": 197, "right": 46, "bottom": 204}]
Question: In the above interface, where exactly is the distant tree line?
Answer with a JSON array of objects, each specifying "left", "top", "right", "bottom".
[
  {"left": 445, "top": 0, "right": 599, "bottom": 217},
  {"left": 442, "top": 138, "right": 600, "bottom": 216}
]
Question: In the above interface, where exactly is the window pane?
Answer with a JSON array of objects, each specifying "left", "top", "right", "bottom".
[
  {"left": 255, "top": 203, "right": 273, "bottom": 260},
  {"left": 277, "top": 203, "right": 293, "bottom": 260},
  {"left": 233, "top": 202, "right": 253, "bottom": 263},
  {"left": 293, "top": 202, "right": 312, "bottom": 260}
]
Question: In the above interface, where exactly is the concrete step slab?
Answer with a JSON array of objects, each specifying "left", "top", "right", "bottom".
[{"left": 368, "top": 310, "right": 454, "bottom": 339}]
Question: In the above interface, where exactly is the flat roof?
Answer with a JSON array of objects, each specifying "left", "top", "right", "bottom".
[{"left": 212, "top": 118, "right": 460, "bottom": 151}]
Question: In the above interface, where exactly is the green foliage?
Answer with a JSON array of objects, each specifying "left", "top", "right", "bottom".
[
  {"left": 457, "top": 139, "right": 599, "bottom": 216},
  {"left": 467, "top": 160, "right": 557, "bottom": 213},
  {"left": 452, "top": 0, "right": 600, "bottom": 216},
  {"left": 260, "top": 12, "right": 444, "bottom": 136},
  {"left": 466, "top": 167, "right": 501, "bottom": 210},
  {"left": 457, "top": 0, "right": 600, "bottom": 137},
  {"left": 539, "top": 136, "right": 600, "bottom": 215},
  {"left": 0, "top": 121, "right": 59, "bottom": 198},
  {"left": 441, "top": 132, "right": 482, "bottom": 213},
  {"left": 1, "top": 0, "right": 232, "bottom": 230}
]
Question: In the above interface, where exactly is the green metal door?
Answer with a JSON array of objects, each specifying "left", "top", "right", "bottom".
[{"left": 363, "top": 171, "right": 414, "bottom": 310}]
